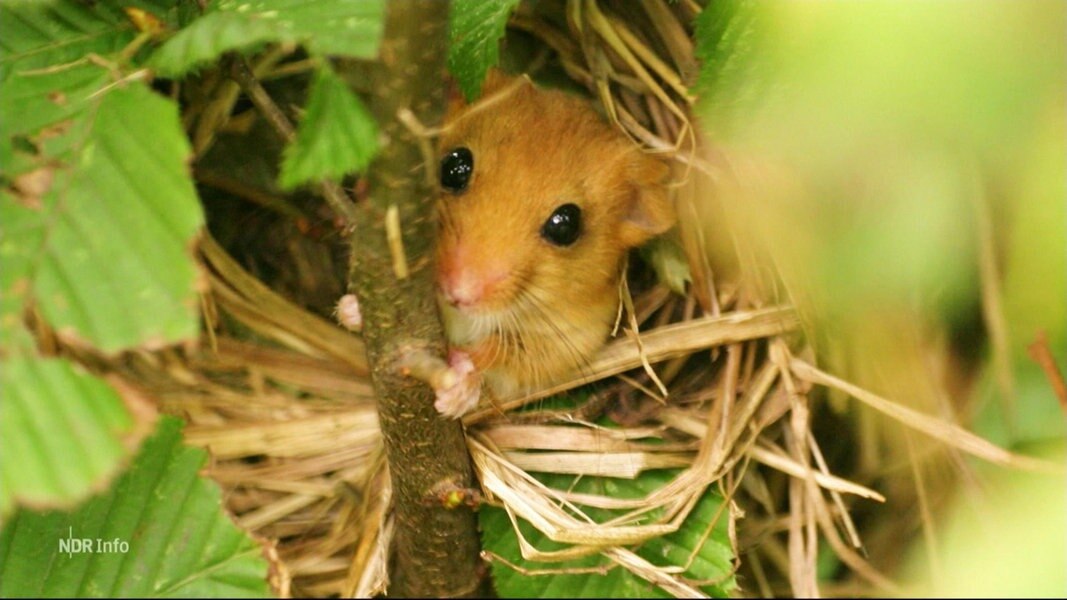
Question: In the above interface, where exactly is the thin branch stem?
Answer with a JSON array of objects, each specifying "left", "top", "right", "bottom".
[{"left": 228, "top": 57, "right": 359, "bottom": 224}]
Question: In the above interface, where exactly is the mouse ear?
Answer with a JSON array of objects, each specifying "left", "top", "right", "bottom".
[
  {"left": 618, "top": 154, "right": 674, "bottom": 248},
  {"left": 445, "top": 76, "right": 468, "bottom": 119},
  {"left": 447, "top": 68, "right": 509, "bottom": 105},
  {"left": 445, "top": 68, "right": 513, "bottom": 109},
  {"left": 481, "top": 68, "right": 512, "bottom": 94}
]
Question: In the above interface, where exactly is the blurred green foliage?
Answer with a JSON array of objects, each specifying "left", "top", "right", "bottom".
[
  {"left": 698, "top": 2, "right": 1064, "bottom": 337},
  {"left": 694, "top": 1, "right": 1065, "bottom": 594}
]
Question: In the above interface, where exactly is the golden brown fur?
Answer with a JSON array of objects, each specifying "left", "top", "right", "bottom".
[{"left": 435, "top": 71, "right": 674, "bottom": 396}]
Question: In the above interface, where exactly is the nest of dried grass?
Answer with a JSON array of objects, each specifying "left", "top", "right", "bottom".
[{"left": 90, "top": 1, "right": 1048, "bottom": 597}]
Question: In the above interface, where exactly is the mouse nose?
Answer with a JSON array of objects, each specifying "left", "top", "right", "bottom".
[
  {"left": 439, "top": 266, "right": 492, "bottom": 308},
  {"left": 441, "top": 275, "right": 482, "bottom": 308},
  {"left": 437, "top": 246, "right": 505, "bottom": 309}
]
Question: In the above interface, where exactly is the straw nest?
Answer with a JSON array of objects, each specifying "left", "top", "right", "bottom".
[{"left": 73, "top": 0, "right": 1044, "bottom": 597}]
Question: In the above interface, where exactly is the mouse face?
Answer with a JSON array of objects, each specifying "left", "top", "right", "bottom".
[{"left": 434, "top": 72, "right": 673, "bottom": 395}]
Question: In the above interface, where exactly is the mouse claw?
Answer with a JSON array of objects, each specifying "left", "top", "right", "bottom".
[
  {"left": 336, "top": 293, "right": 363, "bottom": 331},
  {"left": 433, "top": 349, "right": 481, "bottom": 419}
]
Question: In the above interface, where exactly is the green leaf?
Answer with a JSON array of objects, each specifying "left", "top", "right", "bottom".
[
  {"left": 1, "top": 2, "right": 204, "bottom": 353},
  {"left": 1, "top": 189, "right": 43, "bottom": 352},
  {"left": 0, "top": 63, "right": 108, "bottom": 177},
  {"left": 0, "top": 1, "right": 134, "bottom": 72},
  {"left": 691, "top": 0, "right": 763, "bottom": 132},
  {"left": 0, "top": 416, "right": 272, "bottom": 597},
  {"left": 448, "top": 0, "right": 521, "bottom": 101},
  {"left": 481, "top": 470, "right": 736, "bottom": 598},
  {"left": 0, "top": 357, "right": 138, "bottom": 516},
  {"left": 148, "top": 0, "right": 385, "bottom": 77},
  {"left": 242, "top": 0, "right": 385, "bottom": 58},
  {"left": 278, "top": 65, "right": 379, "bottom": 189},
  {"left": 0, "top": 1, "right": 134, "bottom": 177},
  {"left": 146, "top": 10, "right": 277, "bottom": 77},
  {"left": 640, "top": 235, "right": 692, "bottom": 296},
  {"left": 1, "top": 81, "right": 204, "bottom": 353}
]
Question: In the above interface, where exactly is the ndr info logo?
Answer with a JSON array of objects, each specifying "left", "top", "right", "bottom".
[{"left": 58, "top": 527, "right": 129, "bottom": 557}]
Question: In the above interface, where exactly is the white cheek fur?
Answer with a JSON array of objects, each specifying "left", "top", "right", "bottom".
[{"left": 437, "top": 299, "right": 486, "bottom": 346}]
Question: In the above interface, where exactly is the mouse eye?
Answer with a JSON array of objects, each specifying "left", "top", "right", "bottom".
[
  {"left": 540, "top": 203, "right": 582, "bottom": 247},
  {"left": 440, "top": 147, "right": 473, "bottom": 193}
]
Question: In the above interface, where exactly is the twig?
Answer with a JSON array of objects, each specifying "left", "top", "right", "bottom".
[
  {"left": 1027, "top": 330, "right": 1067, "bottom": 412},
  {"left": 385, "top": 204, "right": 410, "bottom": 279},
  {"left": 972, "top": 184, "right": 1015, "bottom": 431},
  {"left": 228, "top": 57, "right": 359, "bottom": 224}
]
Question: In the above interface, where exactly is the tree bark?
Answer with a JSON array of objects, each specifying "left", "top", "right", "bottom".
[{"left": 346, "top": 1, "right": 485, "bottom": 597}]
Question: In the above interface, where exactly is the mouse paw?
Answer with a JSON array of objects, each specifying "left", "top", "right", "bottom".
[
  {"left": 336, "top": 293, "right": 363, "bottom": 331},
  {"left": 433, "top": 349, "right": 481, "bottom": 419}
]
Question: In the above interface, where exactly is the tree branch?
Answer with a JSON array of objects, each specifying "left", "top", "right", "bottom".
[{"left": 345, "top": 1, "right": 485, "bottom": 596}]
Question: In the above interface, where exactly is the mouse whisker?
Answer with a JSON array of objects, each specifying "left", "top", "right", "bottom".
[
  {"left": 491, "top": 318, "right": 511, "bottom": 371},
  {"left": 514, "top": 285, "right": 603, "bottom": 389}
]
